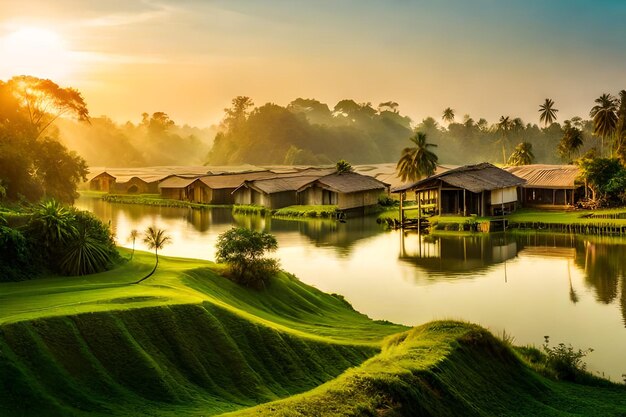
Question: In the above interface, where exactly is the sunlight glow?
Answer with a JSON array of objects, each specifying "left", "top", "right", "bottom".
[{"left": 0, "top": 26, "right": 73, "bottom": 80}]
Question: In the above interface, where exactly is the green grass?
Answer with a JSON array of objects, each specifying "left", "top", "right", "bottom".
[
  {"left": 508, "top": 208, "right": 626, "bottom": 225},
  {"left": 227, "top": 321, "right": 626, "bottom": 417},
  {"left": 1, "top": 251, "right": 625, "bottom": 416},
  {"left": 232, "top": 205, "right": 268, "bottom": 216},
  {"left": 81, "top": 192, "right": 232, "bottom": 209},
  {"left": 273, "top": 205, "right": 338, "bottom": 218}
]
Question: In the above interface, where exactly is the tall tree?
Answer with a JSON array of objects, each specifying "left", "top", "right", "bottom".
[
  {"left": 539, "top": 98, "right": 558, "bottom": 127},
  {"left": 497, "top": 116, "right": 514, "bottom": 165},
  {"left": 508, "top": 142, "right": 535, "bottom": 166},
  {"left": 558, "top": 120, "right": 584, "bottom": 162},
  {"left": 614, "top": 90, "right": 626, "bottom": 164},
  {"left": 128, "top": 229, "right": 138, "bottom": 260},
  {"left": 222, "top": 96, "right": 254, "bottom": 132},
  {"left": 6, "top": 75, "right": 89, "bottom": 138},
  {"left": 396, "top": 132, "right": 438, "bottom": 182},
  {"left": 589, "top": 93, "right": 618, "bottom": 157},
  {"left": 442, "top": 107, "right": 455, "bottom": 124},
  {"left": 135, "top": 226, "right": 172, "bottom": 284}
]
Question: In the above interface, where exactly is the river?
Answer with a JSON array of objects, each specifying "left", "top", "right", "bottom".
[{"left": 76, "top": 196, "right": 626, "bottom": 382}]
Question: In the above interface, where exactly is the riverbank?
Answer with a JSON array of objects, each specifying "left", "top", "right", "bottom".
[
  {"left": 378, "top": 207, "right": 626, "bottom": 235},
  {"left": 1, "top": 251, "right": 625, "bottom": 416}
]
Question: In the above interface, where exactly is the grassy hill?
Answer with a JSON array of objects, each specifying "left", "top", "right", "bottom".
[{"left": 1, "top": 251, "right": 625, "bottom": 416}]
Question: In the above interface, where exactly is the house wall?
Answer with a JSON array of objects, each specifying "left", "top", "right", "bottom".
[
  {"left": 161, "top": 188, "right": 186, "bottom": 200},
  {"left": 490, "top": 186, "right": 517, "bottom": 205},
  {"left": 234, "top": 188, "right": 251, "bottom": 205},
  {"left": 188, "top": 182, "right": 212, "bottom": 203},
  {"left": 211, "top": 188, "right": 235, "bottom": 204},
  {"left": 268, "top": 191, "right": 298, "bottom": 209},
  {"left": 90, "top": 176, "right": 115, "bottom": 192},
  {"left": 337, "top": 189, "right": 381, "bottom": 210},
  {"left": 299, "top": 187, "right": 324, "bottom": 205}
]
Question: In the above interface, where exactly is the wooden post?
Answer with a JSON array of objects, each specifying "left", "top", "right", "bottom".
[
  {"left": 438, "top": 182, "right": 442, "bottom": 215},
  {"left": 399, "top": 192, "right": 404, "bottom": 227},
  {"left": 552, "top": 189, "right": 556, "bottom": 205},
  {"left": 463, "top": 189, "right": 467, "bottom": 217}
]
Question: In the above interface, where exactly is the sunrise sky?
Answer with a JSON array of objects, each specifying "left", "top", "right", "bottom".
[{"left": 1, "top": 0, "right": 625, "bottom": 126}]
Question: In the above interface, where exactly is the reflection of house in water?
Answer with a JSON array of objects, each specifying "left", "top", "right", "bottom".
[{"left": 399, "top": 233, "right": 518, "bottom": 276}]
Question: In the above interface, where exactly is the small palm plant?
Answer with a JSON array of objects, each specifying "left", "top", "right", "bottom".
[
  {"left": 135, "top": 226, "right": 172, "bottom": 284},
  {"left": 128, "top": 229, "right": 138, "bottom": 260}
]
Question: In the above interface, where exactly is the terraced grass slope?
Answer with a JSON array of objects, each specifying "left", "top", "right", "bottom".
[
  {"left": 1, "top": 252, "right": 625, "bottom": 416},
  {"left": 229, "top": 321, "right": 626, "bottom": 417},
  {"left": 0, "top": 251, "right": 405, "bottom": 416}
]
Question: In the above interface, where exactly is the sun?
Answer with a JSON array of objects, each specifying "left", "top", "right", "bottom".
[{"left": 0, "top": 26, "right": 73, "bottom": 81}]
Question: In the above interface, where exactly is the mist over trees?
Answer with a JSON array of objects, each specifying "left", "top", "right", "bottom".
[
  {"left": 207, "top": 97, "right": 413, "bottom": 165},
  {"left": 206, "top": 96, "right": 603, "bottom": 167},
  {"left": 57, "top": 112, "right": 217, "bottom": 167}
]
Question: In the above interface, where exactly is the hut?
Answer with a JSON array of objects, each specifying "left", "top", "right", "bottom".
[
  {"left": 504, "top": 164, "right": 582, "bottom": 208},
  {"left": 392, "top": 163, "right": 526, "bottom": 217},
  {"left": 157, "top": 176, "right": 197, "bottom": 200},
  {"left": 89, "top": 172, "right": 116, "bottom": 192},
  {"left": 233, "top": 175, "right": 323, "bottom": 209},
  {"left": 193, "top": 171, "right": 274, "bottom": 204},
  {"left": 113, "top": 176, "right": 160, "bottom": 194},
  {"left": 297, "top": 172, "right": 389, "bottom": 211}
]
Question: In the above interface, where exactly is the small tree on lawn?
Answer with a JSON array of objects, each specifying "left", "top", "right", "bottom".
[
  {"left": 135, "top": 226, "right": 171, "bottom": 284},
  {"left": 128, "top": 229, "right": 138, "bottom": 260},
  {"left": 215, "top": 227, "right": 279, "bottom": 289}
]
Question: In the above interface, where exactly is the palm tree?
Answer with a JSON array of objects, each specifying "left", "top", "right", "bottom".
[
  {"left": 615, "top": 90, "right": 626, "bottom": 163},
  {"left": 558, "top": 121, "right": 584, "bottom": 162},
  {"left": 496, "top": 116, "right": 514, "bottom": 165},
  {"left": 539, "top": 98, "right": 558, "bottom": 127},
  {"left": 396, "top": 132, "right": 438, "bottom": 183},
  {"left": 135, "top": 226, "right": 172, "bottom": 284},
  {"left": 128, "top": 229, "right": 138, "bottom": 260},
  {"left": 589, "top": 93, "right": 618, "bottom": 157},
  {"left": 507, "top": 142, "right": 535, "bottom": 166},
  {"left": 442, "top": 107, "right": 455, "bottom": 124},
  {"left": 28, "top": 200, "right": 77, "bottom": 251}
]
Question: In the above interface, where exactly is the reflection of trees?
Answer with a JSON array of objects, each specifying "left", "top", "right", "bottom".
[{"left": 574, "top": 240, "right": 624, "bottom": 304}]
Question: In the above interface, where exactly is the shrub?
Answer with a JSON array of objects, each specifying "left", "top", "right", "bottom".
[
  {"left": 0, "top": 225, "right": 36, "bottom": 281},
  {"left": 378, "top": 194, "right": 399, "bottom": 207},
  {"left": 542, "top": 336, "right": 593, "bottom": 381},
  {"left": 215, "top": 227, "right": 280, "bottom": 289}
]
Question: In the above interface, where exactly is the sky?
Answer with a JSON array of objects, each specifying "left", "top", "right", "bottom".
[{"left": 0, "top": 0, "right": 625, "bottom": 127}]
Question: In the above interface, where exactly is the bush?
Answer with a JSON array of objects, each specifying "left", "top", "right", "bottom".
[
  {"left": 378, "top": 194, "right": 399, "bottom": 207},
  {"left": 542, "top": 336, "right": 593, "bottom": 381},
  {"left": 215, "top": 227, "right": 280, "bottom": 288},
  {"left": 0, "top": 225, "right": 37, "bottom": 281}
]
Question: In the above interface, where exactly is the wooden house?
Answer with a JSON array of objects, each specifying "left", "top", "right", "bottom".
[
  {"left": 297, "top": 172, "right": 389, "bottom": 211},
  {"left": 504, "top": 165, "right": 581, "bottom": 208},
  {"left": 392, "top": 163, "right": 526, "bottom": 217},
  {"left": 233, "top": 175, "right": 323, "bottom": 209},
  {"left": 192, "top": 172, "right": 274, "bottom": 204},
  {"left": 89, "top": 172, "right": 116, "bottom": 192},
  {"left": 113, "top": 176, "right": 160, "bottom": 194},
  {"left": 157, "top": 176, "right": 197, "bottom": 200}
]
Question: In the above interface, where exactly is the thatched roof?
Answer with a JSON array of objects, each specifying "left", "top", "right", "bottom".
[
  {"left": 198, "top": 172, "right": 274, "bottom": 189},
  {"left": 305, "top": 172, "right": 389, "bottom": 193},
  {"left": 87, "top": 171, "right": 116, "bottom": 181},
  {"left": 245, "top": 175, "right": 324, "bottom": 194},
  {"left": 376, "top": 164, "right": 458, "bottom": 190},
  {"left": 504, "top": 164, "right": 580, "bottom": 189},
  {"left": 392, "top": 163, "right": 525, "bottom": 193},
  {"left": 158, "top": 176, "right": 197, "bottom": 189}
]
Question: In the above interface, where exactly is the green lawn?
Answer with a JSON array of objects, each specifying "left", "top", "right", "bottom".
[{"left": 1, "top": 251, "right": 625, "bottom": 416}]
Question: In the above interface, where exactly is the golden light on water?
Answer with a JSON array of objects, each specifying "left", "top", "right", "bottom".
[{"left": 0, "top": 26, "right": 73, "bottom": 80}]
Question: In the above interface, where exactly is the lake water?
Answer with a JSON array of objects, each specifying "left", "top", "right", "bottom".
[{"left": 76, "top": 196, "right": 626, "bottom": 382}]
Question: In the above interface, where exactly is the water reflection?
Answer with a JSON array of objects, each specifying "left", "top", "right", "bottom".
[
  {"left": 76, "top": 197, "right": 626, "bottom": 380},
  {"left": 399, "top": 231, "right": 626, "bottom": 327}
]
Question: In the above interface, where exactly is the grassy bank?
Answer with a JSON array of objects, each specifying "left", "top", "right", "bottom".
[
  {"left": 80, "top": 191, "right": 231, "bottom": 210},
  {"left": 232, "top": 205, "right": 339, "bottom": 219},
  {"left": 229, "top": 321, "right": 626, "bottom": 417},
  {"left": 2, "top": 252, "right": 625, "bottom": 416}
]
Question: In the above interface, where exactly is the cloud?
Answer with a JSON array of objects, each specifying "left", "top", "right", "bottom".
[{"left": 80, "top": 0, "right": 176, "bottom": 27}]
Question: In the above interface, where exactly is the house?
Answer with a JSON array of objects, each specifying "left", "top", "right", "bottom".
[
  {"left": 233, "top": 175, "right": 324, "bottom": 209},
  {"left": 504, "top": 164, "right": 581, "bottom": 208},
  {"left": 297, "top": 172, "right": 389, "bottom": 211},
  {"left": 89, "top": 172, "right": 116, "bottom": 192},
  {"left": 113, "top": 176, "right": 161, "bottom": 194},
  {"left": 193, "top": 171, "right": 274, "bottom": 204},
  {"left": 157, "top": 176, "right": 197, "bottom": 200},
  {"left": 392, "top": 163, "right": 526, "bottom": 216}
]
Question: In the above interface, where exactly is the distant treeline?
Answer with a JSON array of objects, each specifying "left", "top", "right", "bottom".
[
  {"left": 57, "top": 112, "right": 217, "bottom": 167},
  {"left": 207, "top": 97, "right": 598, "bottom": 166}
]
